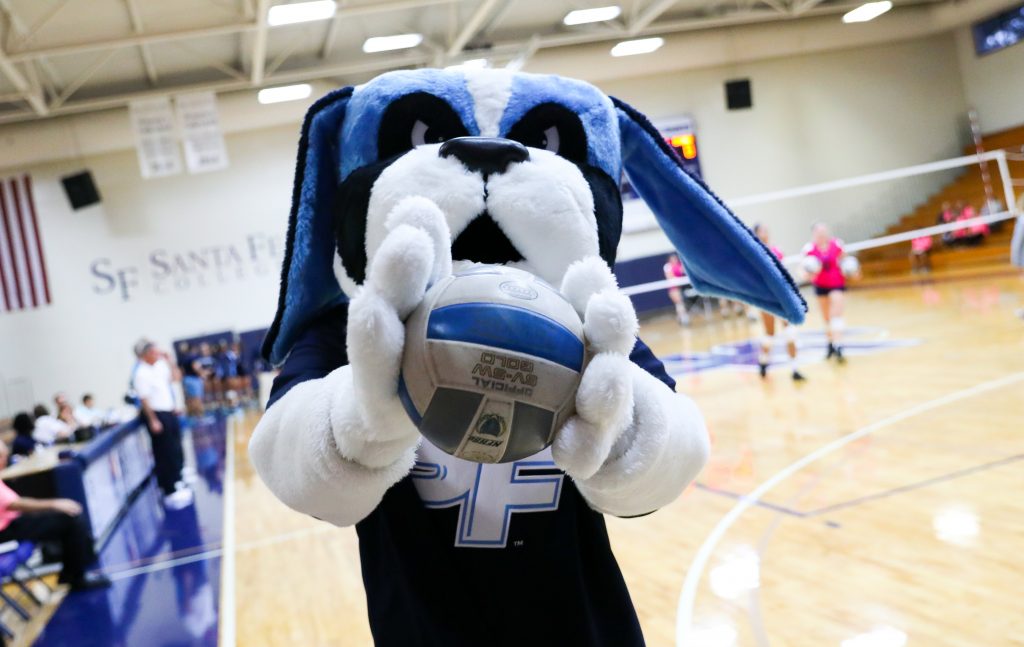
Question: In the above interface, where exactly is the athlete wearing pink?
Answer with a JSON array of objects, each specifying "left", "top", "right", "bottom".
[
  {"left": 803, "top": 223, "right": 849, "bottom": 362},
  {"left": 753, "top": 224, "right": 804, "bottom": 381},
  {"left": 663, "top": 254, "right": 689, "bottom": 325}
]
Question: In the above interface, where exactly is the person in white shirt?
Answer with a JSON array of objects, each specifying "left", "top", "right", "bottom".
[
  {"left": 73, "top": 394, "right": 102, "bottom": 428},
  {"left": 131, "top": 338, "right": 191, "bottom": 509},
  {"left": 31, "top": 405, "right": 73, "bottom": 446}
]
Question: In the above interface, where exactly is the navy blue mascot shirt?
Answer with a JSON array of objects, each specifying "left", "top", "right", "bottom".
[{"left": 269, "top": 304, "right": 675, "bottom": 647}]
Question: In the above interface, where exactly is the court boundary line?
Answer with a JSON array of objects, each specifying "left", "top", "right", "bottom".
[
  {"left": 804, "top": 452, "right": 1024, "bottom": 516},
  {"left": 103, "top": 522, "right": 341, "bottom": 581},
  {"left": 219, "top": 418, "right": 237, "bottom": 647},
  {"left": 675, "top": 371, "right": 1024, "bottom": 646}
]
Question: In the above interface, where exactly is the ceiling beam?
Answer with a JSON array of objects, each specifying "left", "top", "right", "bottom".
[
  {"left": 320, "top": 5, "right": 343, "bottom": 59},
  {"left": 339, "top": 0, "right": 460, "bottom": 19},
  {"left": 629, "top": 0, "right": 681, "bottom": 34},
  {"left": 0, "top": 0, "right": 64, "bottom": 93},
  {"left": 0, "top": 46, "right": 46, "bottom": 115},
  {"left": 480, "top": 0, "right": 518, "bottom": 37},
  {"left": 504, "top": 34, "right": 540, "bottom": 71},
  {"left": 6, "top": 0, "right": 463, "bottom": 66},
  {"left": 791, "top": 0, "right": 827, "bottom": 14},
  {"left": 487, "top": 0, "right": 932, "bottom": 55},
  {"left": 174, "top": 41, "right": 247, "bottom": 80},
  {"left": 251, "top": 0, "right": 269, "bottom": 84},
  {"left": 5, "top": 0, "right": 68, "bottom": 49},
  {"left": 0, "top": 51, "right": 433, "bottom": 125},
  {"left": 124, "top": 0, "right": 159, "bottom": 85},
  {"left": 51, "top": 50, "right": 118, "bottom": 109},
  {"left": 446, "top": 0, "right": 504, "bottom": 59},
  {"left": 0, "top": 0, "right": 948, "bottom": 124},
  {"left": 7, "top": 21, "right": 256, "bottom": 63}
]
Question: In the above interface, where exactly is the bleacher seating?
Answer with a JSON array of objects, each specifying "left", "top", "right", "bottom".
[{"left": 857, "top": 124, "right": 1024, "bottom": 281}]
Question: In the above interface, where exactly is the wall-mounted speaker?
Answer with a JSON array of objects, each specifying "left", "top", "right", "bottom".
[
  {"left": 60, "top": 171, "right": 101, "bottom": 210},
  {"left": 725, "top": 79, "right": 753, "bottom": 111}
]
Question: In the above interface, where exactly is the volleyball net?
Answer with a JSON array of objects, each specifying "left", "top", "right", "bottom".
[{"left": 618, "top": 148, "right": 1022, "bottom": 302}]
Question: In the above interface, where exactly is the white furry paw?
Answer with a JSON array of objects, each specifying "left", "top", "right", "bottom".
[
  {"left": 553, "top": 256, "right": 641, "bottom": 479},
  {"left": 346, "top": 208, "right": 451, "bottom": 451},
  {"left": 560, "top": 256, "right": 619, "bottom": 316},
  {"left": 384, "top": 196, "right": 453, "bottom": 285},
  {"left": 552, "top": 353, "right": 634, "bottom": 479}
]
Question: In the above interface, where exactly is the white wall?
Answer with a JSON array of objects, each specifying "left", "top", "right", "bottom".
[
  {"left": 0, "top": 125, "right": 297, "bottom": 416},
  {"left": 603, "top": 34, "right": 970, "bottom": 260},
  {"left": 955, "top": 28, "right": 1024, "bottom": 135},
  {"left": 0, "top": 33, "right": 991, "bottom": 412}
]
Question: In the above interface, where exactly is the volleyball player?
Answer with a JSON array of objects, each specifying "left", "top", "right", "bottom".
[
  {"left": 663, "top": 253, "right": 690, "bottom": 325},
  {"left": 803, "top": 223, "right": 851, "bottom": 363},
  {"left": 754, "top": 224, "right": 805, "bottom": 381}
]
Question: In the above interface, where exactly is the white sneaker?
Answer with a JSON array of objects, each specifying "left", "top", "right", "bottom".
[{"left": 164, "top": 488, "right": 194, "bottom": 510}]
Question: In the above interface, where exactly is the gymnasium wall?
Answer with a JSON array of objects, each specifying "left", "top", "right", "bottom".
[
  {"left": 601, "top": 34, "right": 970, "bottom": 261},
  {"left": 0, "top": 125, "right": 296, "bottom": 416},
  {"left": 0, "top": 32, "right": 1013, "bottom": 409},
  {"left": 954, "top": 28, "right": 1024, "bottom": 135}
]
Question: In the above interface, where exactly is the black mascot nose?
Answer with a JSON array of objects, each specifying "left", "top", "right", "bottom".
[{"left": 439, "top": 137, "right": 530, "bottom": 175}]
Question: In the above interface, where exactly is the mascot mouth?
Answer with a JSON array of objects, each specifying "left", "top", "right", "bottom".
[{"left": 450, "top": 212, "right": 525, "bottom": 265}]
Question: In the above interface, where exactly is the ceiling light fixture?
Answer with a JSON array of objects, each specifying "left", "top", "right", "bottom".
[
  {"left": 363, "top": 33, "right": 424, "bottom": 53},
  {"left": 842, "top": 1, "right": 893, "bottom": 23},
  {"left": 610, "top": 37, "right": 664, "bottom": 57},
  {"left": 267, "top": 0, "right": 337, "bottom": 27},
  {"left": 564, "top": 5, "right": 622, "bottom": 25},
  {"left": 258, "top": 83, "right": 313, "bottom": 104}
]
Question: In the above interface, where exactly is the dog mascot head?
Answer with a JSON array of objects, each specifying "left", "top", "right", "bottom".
[{"left": 263, "top": 69, "right": 805, "bottom": 364}]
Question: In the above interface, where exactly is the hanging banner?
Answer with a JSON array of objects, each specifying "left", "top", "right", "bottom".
[
  {"left": 128, "top": 97, "right": 183, "bottom": 179},
  {"left": 176, "top": 91, "right": 229, "bottom": 174}
]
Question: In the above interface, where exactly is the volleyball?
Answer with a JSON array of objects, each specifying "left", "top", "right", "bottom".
[
  {"left": 399, "top": 265, "right": 586, "bottom": 464},
  {"left": 840, "top": 255, "right": 860, "bottom": 277},
  {"left": 801, "top": 255, "right": 823, "bottom": 276}
]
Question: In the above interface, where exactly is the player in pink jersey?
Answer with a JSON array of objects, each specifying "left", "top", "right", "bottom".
[
  {"left": 909, "top": 234, "right": 933, "bottom": 273},
  {"left": 803, "top": 223, "right": 850, "bottom": 362},
  {"left": 753, "top": 224, "right": 805, "bottom": 381},
  {"left": 663, "top": 253, "right": 689, "bottom": 325}
]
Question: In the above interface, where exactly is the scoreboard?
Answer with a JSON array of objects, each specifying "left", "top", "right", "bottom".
[
  {"left": 659, "top": 117, "right": 702, "bottom": 179},
  {"left": 620, "top": 115, "right": 701, "bottom": 234}
]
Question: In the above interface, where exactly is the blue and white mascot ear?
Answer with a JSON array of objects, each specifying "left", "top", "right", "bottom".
[
  {"left": 264, "top": 87, "right": 353, "bottom": 366},
  {"left": 613, "top": 97, "right": 806, "bottom": 323},
  {"left": 262, "top": 74, "right": 805, "bottom": 366}
]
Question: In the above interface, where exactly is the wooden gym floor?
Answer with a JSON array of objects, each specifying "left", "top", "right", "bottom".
[{"left": 229, "top": 273, "right": 1024, "bottom": 646}]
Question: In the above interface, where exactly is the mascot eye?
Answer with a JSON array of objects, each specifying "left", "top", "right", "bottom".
[
  {"left": 541, "top": 126, "right": 560, "bottom": 153},
  {"left": 411, "top": 120, "right": 449, "bottom": 147},
  {"left": 507, "top": 103, "right": 587, "bottom": 163},
  {"left": 377, "top": 92, "right": 470, "bottom": 160},
  {"left": 515, "top": 125, "right": 561, "bottom": 153}
]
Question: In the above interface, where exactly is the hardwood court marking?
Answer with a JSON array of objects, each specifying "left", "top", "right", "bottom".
[{"left": 675, "top": 371, "right": 1024, "bottom": 646}]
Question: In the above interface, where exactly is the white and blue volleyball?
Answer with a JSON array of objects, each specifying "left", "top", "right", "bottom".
[
  {"left": 400, "top": 265, "right": 585, "bottom": 464},
  {"left": 840, "top": 255, "right": 860, "bottom": 277},
  {"left": 801, "top": 255, "right": 823, "bottom": 277}
]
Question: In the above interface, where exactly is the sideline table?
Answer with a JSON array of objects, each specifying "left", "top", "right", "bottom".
[{"left": 0, "top": 419, "right": 154, "bottom": 548}]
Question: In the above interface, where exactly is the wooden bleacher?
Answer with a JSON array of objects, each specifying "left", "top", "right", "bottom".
[{"left": 856, "top": 123, "right": 1024, "bottom": 282}]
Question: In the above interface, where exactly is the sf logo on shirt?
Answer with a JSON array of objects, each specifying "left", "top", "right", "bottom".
[{"left": 411, "top": 442, "right": 564, "bottom": 548}]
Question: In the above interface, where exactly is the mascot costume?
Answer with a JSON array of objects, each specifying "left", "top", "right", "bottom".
[{"left": 250, "top": 68, "right": 804, "bottom": 646}]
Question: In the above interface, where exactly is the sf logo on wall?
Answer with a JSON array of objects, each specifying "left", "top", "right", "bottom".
[{"left": 411, "top": 442, "right": 563, "bottom": 548}]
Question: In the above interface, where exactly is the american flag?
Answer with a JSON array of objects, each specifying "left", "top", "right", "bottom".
[{"left": 0, "top": 175, "right": 51, "bottom": 313}]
